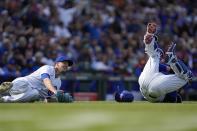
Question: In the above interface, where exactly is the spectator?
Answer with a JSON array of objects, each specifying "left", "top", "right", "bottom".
[{"left": 0, "top": 0, "right": 195, "bottom": 84}]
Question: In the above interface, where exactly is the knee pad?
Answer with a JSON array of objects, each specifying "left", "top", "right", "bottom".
[
  {"left": 115, "top": 90, "right": 134, "bottom": 102},
  {"left": 170, "top": 60, "right": 193, "bottom": 82}
]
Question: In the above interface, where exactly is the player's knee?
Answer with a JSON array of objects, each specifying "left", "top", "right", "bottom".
[
  {"left": 138, "top": 76, "right": 143, "bottom": 86},
  {"left": 9, "top": 84, "right": 29, "bottom": 95}
]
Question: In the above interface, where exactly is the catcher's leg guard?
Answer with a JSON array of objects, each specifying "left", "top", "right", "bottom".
[
  {"left": 165, "top": 42, "right": 177, "bottom": 65},
  {"left": 169, "top": 60, "right": 193, "bottom": 82},
  {"left": 166, "top": 42, "right": 193, "bottom": 82}
]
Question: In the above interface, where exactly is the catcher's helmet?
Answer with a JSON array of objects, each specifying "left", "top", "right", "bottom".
[{"left": 115, "top": 90, "right": 134, "bottom": 102}]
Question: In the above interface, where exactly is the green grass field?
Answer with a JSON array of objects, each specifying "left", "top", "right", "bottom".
[{"left": 0, "top": 101, "right": 197, "bottom": 131}]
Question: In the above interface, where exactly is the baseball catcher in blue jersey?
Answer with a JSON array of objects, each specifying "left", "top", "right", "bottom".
[
  {"left": 0, "top": 56, "right": 74, "bottom": 103},
  {"left": 115, "top": 22, "right": 193, "bottom": 103},
  {"left": 139, "top": 22, "right": 193, "bottom": 103}
]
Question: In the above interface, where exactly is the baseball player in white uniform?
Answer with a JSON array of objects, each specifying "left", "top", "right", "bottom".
[
  {"left": 0, "top": 56, "right": 74, "bottom": 103},
  {"left": 138, "top": 23, "right": 193, "bottom": 102}
]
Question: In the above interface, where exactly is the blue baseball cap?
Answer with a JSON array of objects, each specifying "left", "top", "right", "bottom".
[{"left": 55, "top": 56, "right": 73, "bottom": 66}]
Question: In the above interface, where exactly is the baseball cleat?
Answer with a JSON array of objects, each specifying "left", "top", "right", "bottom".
[
  {"left": 0, "top": 82, "right": 13, "bottom": 93},
  {"left": 165, "top": 42, "right": 177, "bottom": 64}
]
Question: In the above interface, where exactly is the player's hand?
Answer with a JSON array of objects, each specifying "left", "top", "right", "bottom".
[
  {"left": 144, "top": 22, "right": 157, "bottom": 44},
  {"left": 147, "top": 22, "right": 157, "bottom": 34}
]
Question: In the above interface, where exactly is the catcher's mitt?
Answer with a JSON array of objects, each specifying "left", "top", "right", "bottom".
[{"left": 56, "top": 90, "right": 73, "bottom": 103}]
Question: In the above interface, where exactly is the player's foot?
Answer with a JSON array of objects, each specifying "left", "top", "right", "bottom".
[
  {"left": 0, "top": 82, "right": 13, "bottom": 93},
  {"left": 165, "top": 42, "right": 177, "bottom": 65}
]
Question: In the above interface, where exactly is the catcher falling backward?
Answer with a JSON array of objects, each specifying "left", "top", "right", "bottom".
[
  {"left": 138, "top": 22, "right": 193, "bottom": 102},
  {"left": 0, "top": 56, "right": 73, "bottom": 103},
  {"left": 115, "top": 22, "right": 193, "bottom": 103}
]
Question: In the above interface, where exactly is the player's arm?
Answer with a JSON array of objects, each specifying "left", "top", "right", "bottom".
[
  {"left": 42, "top": 76, "right": 73, "bottom": 103},
  {"left": 41, "top": 73, "right": 57, "bottom": 94},
  {"left": 43, "top": 78, "right": 57, "bottom": 94},
  {"left": 144, "top": 22, "right": 157, "bottom": 44}
]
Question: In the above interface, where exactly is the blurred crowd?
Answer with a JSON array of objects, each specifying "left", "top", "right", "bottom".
[{"left": 0, "top": 0, "right": 196, "bottom": 78}]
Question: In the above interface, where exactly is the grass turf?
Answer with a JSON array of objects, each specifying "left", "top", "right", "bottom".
[{"left": 0, "top": 101, "right": 197, "bottom": 131}]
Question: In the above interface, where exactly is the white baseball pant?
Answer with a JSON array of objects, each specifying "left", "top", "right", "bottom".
[
  {"left": 2, "top": 77, "right": 40, "bottom": 102},
  {"left": 138, "top": 38, "right": 187, "bottom": 102}
]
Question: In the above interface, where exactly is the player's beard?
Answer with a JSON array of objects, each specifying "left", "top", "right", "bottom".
[
  {"left": 54, "top": 67, "right": 60, "bottom": 77},
  {"left": 55, "top": 67, "right": 66, "bottom": 77}
]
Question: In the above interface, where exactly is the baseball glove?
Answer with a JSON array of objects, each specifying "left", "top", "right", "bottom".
[{"left": 56, "top": 90, "right": 73, "bottom": 103}]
